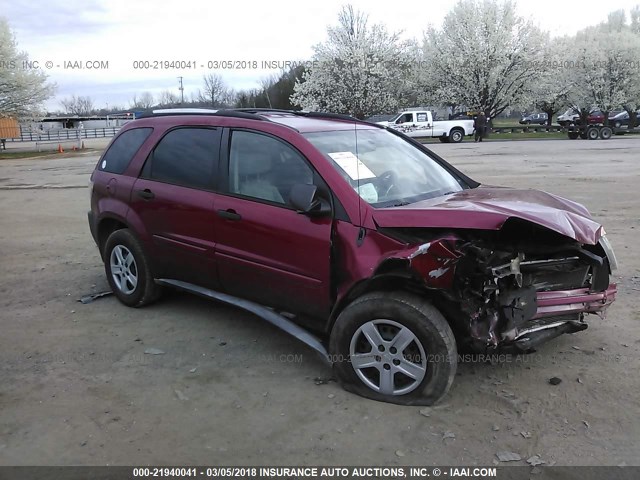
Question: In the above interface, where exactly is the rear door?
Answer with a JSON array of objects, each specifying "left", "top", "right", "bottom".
[
  {"left": 128, "top": 126, "right": 222, "bottom": 289},
  {"left": 214, "top": 129, "right": 333, "bottom": 318},
  {"left": 415, "top": 111, "right": 436, "bottom": 136}
]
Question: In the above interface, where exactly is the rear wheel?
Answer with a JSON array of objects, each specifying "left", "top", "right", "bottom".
[
  {"left": 599, "top": 126, "right": 612, "bottom": 140},
  {"left": 104, "top": 229, "right": 162, "bottom": 307},
  {"left": 568, "top": 131, "right": 579, "bottom": 140},
  {"left": 330, "top": 291, "right": 457, "bottom": 405},
  {"left": 449, "top": 128, "right": 464, "bottom": 143},
  {"left": 587, "top": 126, "right": 600, "bottom": 140}
]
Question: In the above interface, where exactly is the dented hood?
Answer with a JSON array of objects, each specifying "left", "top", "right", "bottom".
[{"left": 372, "top": 186, "right": 603, "bottom": 245}]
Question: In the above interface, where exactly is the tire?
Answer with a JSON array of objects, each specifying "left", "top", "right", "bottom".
[
  {"left": 329, "top": 291, "right": 457, "bottom": 406},
  {"left": 587, "top": 126, "right": 600, "bottom": 140},
  {"left": 568, "top": 131, "right": 579, "bottom": 140},
  {"left": 104, "top": 228, "right": 162, "bottom": 307},
  {"left": 449, "top": 128, "right": 464, "bottom": 143},
  {"left": 579, "top": 130, "right": 588, "bottom": 139},
  {"left": 599, "top": 126, "right": 612, "bottom": 140}
]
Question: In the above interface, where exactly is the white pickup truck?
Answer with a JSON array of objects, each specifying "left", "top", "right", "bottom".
[{"left": 376, "top": 110, "right": 474, "bottom": 143}]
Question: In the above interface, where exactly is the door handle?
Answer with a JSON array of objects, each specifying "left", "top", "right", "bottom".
[
  {"left": 136, "top": 188, "right": 155, "bottom": 200},
  {"left": 217, "top": 209, "right": 241, "bottom": 221}
]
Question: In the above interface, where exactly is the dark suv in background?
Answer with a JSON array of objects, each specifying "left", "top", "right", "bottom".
[{"left": 89, "top": 108, "right": 617, "bottom": 405}]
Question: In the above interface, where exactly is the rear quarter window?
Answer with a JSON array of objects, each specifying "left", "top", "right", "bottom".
[{"left": 99, "top": 127, "right": 153, "bottom": 174}]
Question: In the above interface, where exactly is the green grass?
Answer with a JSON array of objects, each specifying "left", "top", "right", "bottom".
[
  {"left": 418, "top": 131, "right": 568, "bottom": 143},
  {"left": 0, "top": 149, "right": 99, "bottom": 160}
]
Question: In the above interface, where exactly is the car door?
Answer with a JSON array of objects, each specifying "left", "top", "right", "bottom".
[
  {"left": 128, "top": 126, "right": 222, "bottom": 289},
  {"left": 214, "top": 128, "right": 333, "bottom": 319}
]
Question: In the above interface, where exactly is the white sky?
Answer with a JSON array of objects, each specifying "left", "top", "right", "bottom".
[{"left": 2, "top": 0, "right": 636, "bottom": 111}]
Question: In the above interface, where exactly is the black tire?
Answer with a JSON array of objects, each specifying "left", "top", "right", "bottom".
[
  {"left": 329, "top": 291, "right": 457, "bottom": 405},
  {"left": 103, "top": 228, "right": 162, "bottom": 307},
  {"left": 568, "top": 131, "right": 579, "bottom": 140},
  {"left": 579, "top": 130, "right": 589, "bottom": 139},
  {"left": 587, "top": 126, "right": 600, "bottom": 140},
  {"left": 599, "top": 126, "right": 612, "bottom": 140},
  {"left": 449, "top": 128, "right": 464, "bottom": 143}
]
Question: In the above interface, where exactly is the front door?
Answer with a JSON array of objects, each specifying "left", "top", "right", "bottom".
[{"left": 214, "top": 129, "right": 332, "bottom": 319}]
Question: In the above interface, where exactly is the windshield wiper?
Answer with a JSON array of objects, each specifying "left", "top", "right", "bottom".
[{"left": 384, "top": 201, "right": 411, "bottom": 207}]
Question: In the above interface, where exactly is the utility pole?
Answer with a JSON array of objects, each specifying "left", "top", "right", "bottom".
[{"left": 177, "top": 76, "right": 184, "bottom": 105}]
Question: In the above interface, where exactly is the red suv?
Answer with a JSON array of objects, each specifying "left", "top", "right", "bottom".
[{"left": 88, "top": 108, "right": 617, "bottom": 405}]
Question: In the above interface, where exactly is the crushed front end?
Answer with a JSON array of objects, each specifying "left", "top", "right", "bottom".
[{"left": 384, "top": 219, "right": 618, "bottom": 352}]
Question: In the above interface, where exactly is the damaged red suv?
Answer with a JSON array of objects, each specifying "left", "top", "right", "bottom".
[{"left": 88, "top": 108, "right": 617, "bottom": 405}]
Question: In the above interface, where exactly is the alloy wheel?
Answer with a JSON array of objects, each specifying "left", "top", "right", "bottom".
[
  {"left": 349, "top": 319, "right": 427, "bottom": 395},
  {"left": 110, "top": 245, "right": 138, "bottom": 295}
]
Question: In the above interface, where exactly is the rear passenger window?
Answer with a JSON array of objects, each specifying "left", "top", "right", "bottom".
[
  {"left": 146, "top": 128, "right": 219, "bottom": 190},
  {"left": 99, "top": 127, "right": 152, "bottom": 174}
]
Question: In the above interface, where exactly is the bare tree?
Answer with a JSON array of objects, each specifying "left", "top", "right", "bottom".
[
  {"left": 0, "top": 18, "right": 55, "bottom": 116},
  {"left": 130, "top": 92, "right": 155, "bottom": 109},
  {"left": 60, "top": 95, "right": 95, "bottom": 115},
  {"left": 158, "top": 90, "right": 179, "bottom": 106},
  {"left": 198, "top": 73, "right": 226, "bottom": 107}
]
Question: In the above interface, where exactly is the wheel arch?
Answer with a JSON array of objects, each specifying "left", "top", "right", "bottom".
[
  {"left": 97, "top": 215, "right": 129, "bottom": 258},
  {"left": 326, "top": 267, "right": 445, "bottom": 336}
]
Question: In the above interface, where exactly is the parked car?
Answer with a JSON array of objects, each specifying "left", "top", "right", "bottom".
[
  {"left": 610, "top": 110, "right": 640, "bottom": 128},
  {"left": 519, "top": 113, "right": 548, "bottom": 125},
  {"left": 89, "top": 108, "right": 618, "bottom": 405},
  {"left": 450, "top": 111, "right": 477, "bottom": 120},
  {"left": 557, "top": 108, "right": 606, "bottom": 126}
]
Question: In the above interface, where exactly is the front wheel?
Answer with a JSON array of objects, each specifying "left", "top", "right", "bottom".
[
  {"left": 329, "top": 291, "right": 457, "bottom": 405},
  {"left": 104, "top": 228, "right": 162, "bottom": 307}
]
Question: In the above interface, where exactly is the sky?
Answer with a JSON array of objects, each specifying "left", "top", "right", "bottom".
[{"left": 1, "top": 0, "right": 637, "bottom": 112}]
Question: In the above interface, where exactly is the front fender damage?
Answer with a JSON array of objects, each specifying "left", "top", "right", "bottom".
[{"left": 376, "top": 228, "right": 616, "bottom": 351}]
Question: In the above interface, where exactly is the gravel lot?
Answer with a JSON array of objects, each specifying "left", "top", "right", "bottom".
[{"left": 1, "top": 137, "right": 639, "bottom": 466}]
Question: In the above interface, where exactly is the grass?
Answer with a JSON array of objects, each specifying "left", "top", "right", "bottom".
[
  {"left": 0, "top": 149, "right": 99, "bottom": 160},
  {"left": 418, "top": 131, "right": 568, "bottom": 143}
]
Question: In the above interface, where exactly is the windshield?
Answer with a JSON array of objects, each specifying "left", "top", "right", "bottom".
[
  {"left": 304, "top": 128, "right": 465, "bottom": 207},
  {"left": 387, "top": 113, "right": 402, "bottom": 123}
]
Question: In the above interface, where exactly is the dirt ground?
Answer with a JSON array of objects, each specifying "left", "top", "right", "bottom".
[{"left": 0, "top": 137, "right": 638, "bottom": 467}]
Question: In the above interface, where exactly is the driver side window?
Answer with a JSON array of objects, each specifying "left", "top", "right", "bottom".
[
  {"left": 396, "top": 113, "right": 413, "bottom": 124},
  {"left": 228, "top": 130, "right": 314, "bottom": 206}
]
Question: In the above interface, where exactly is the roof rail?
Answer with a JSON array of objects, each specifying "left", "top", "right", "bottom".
[
  {"left": 135, "top": 107, "right": 383, "bottom": 128},
  {"left": 232, "top": 108, "right": 368, "bottom": 124},
  {"left": 137, "top": 108, "right": 269, "bottom": 122}
]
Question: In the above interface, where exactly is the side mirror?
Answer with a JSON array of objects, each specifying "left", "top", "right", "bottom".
[{"left": 289, "top": 184, "right": 331, "bottom": 217}]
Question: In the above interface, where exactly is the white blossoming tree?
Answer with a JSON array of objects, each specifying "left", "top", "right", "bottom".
[
  {"left": 291, "top": 5, "right": 419, "bottom": 119},
  {"left": 421, "top": 0, "right": 548, "bottom": 121},
  {"left": 0, "top": 17, "right": 54, "bottom": 117},
  {"left": 529, "top": 37, "right": 578, "bottom": 126},
  {"left": 564, "top": 13, "right": 640, "bottom": 126}
]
